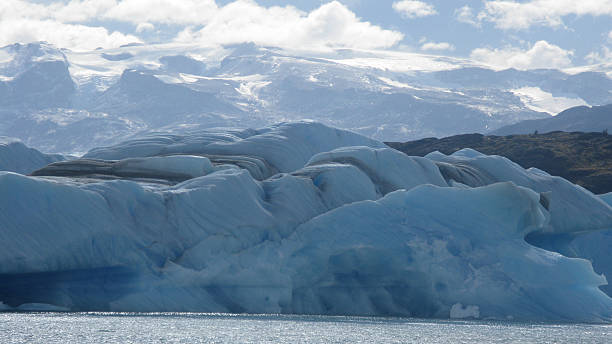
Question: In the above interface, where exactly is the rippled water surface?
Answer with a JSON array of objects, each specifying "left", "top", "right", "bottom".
[{"left": 1, "top": 312, "right": 610, "bottom": 343}]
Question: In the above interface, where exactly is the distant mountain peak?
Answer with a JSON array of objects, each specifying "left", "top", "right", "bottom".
[{"left": 492, "top": 103, "right": 612, "bottom": 135}]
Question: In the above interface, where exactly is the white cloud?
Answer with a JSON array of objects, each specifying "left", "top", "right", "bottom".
[
  {"left": 585, "top": 47, "right": 612, "bottom": 64},
  {"left": 0, "top": 0, "right": 140, "bottom": 49},
  {"left": 421, "top": 42, "right": 454, "bottom": 51},
  {"left": 0, "top": 18, "right": 140, "bottom": 50},
  {"left": 393, "top": 1, "right": 437, "bottom": 19},
  {"left": 175, "top": 1, "right": 404, "bottom": 50},
  {"left": 0, "top": 1, "right": 402, "bottom": 51},
  {"left": 135, "top": 22, "right": 155, "bottom": 33},
  {"left": 479, "top": 0, "right": 612, "bottom": 30},
  {"left": 52, "top": 0, "right": 117, "bottom": 23},
  {"left": 18, "top": 0, "right": 219, "bottom": 25},
  {"left": 0, "top": 0, "right": 115, "bottom": 23},
  {"left": 454, "top": 5, "right": 480, "bottom": 27},
  {"left": 104, "top": 0, "right": 218, "bottom": 25},
  {"left": 0, "top": 0, "right": 46, "bottom": 20},
  {"left": 609, "top": 31, "right": 612, "bottom": 41},
  {"left": 470, "top": 41, "right": 574, "bottom": 70}
]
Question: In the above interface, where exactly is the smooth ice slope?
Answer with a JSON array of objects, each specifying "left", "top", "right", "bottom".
[{"left": 1, "top": 122, "right": 611, "bottom": 322}]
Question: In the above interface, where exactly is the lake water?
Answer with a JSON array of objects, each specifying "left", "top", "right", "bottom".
[{"left": 0, "top": 312, "right": 610, "bottom": 343}]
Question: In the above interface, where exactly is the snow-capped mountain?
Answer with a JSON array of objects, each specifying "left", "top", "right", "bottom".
[
  {"left": 1, "top": 122, "right": 611, "bottom": 321},
  {"left": 0, "top": 43, "right": 75, "bottom": 109},
  {"left": 2, "top": 41, "right": 609, "bottom": 154}
]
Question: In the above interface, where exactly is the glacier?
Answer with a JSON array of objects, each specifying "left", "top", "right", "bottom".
[{"left": 0, "top": 122, "right": 611, "bottom": 322}]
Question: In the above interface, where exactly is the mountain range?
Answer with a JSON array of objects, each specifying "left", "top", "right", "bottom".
[{"left": 2, "top": 41, "right": 611, "bottom": 154}]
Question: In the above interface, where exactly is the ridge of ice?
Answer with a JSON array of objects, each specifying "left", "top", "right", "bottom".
[{"left": 427, "top": 148, "right": 612, "bottom": 234}]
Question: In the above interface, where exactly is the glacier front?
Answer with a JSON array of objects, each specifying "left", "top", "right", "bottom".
[{"left": 0, "top": 122, "right": 611, "bottom": 322}]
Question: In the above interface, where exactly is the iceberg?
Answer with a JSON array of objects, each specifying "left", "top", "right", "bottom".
[{"left": 0, "top": 122, "right": 610, "bottom": 322}]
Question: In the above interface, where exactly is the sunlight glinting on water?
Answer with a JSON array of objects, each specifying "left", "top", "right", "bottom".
[{"left": 1, "top": 313, "right": 610, "bottom": 344}]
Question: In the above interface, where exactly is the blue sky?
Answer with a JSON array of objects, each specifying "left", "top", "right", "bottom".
[{"left": 2, "top": 0, "right": 611, "bottom": 69}]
